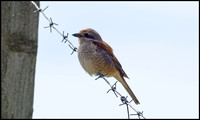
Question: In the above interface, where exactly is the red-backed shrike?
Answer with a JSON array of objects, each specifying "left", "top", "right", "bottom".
[{"left": 73, "top": 28, "right": 140, "bottom": 105}]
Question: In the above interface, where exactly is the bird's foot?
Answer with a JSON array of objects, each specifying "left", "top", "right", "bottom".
[{"left": 95, "top": 72, "right": 108, "bottom": 80}]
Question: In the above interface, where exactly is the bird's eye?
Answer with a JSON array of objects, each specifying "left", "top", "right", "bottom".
[
  {"left": 84, "top": 33, "right": 89, "bottom": 37},
  {"left": 84, "top": 33, "right": 94, "bottom": 39}
]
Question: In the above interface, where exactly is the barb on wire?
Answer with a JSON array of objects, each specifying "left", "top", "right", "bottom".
[
  {"left": 95, "top": 73, "right": 145, "bottom": 119},
  {"left": 30, "top": 1, "right": 77, "bottom": 55},
  {"left": 31, "top": 1, "right": 49, "bottom": 21},
  {"left": 61, "top": 31, "right": 69, "bottom": 43},
  {"left": 107, "top": 81, "right": 118, "bottom": 97},
  {"left": 131, "top": 111, "right": 144, "bottom": 119},
  {"left": 44, "top": 18, "right": 58, "bottom": 33},
  {"left": 119, "top": 96, "right": 132, "bottom": 119},
  {"left": 119, "top": 96, "right": 133, "bottom": 106},
  {"left": 68, "top": 44, "right": 77, "bottom": 55},
  {"left": 33, "top": 5, "right": 48, "bottom": 13}
]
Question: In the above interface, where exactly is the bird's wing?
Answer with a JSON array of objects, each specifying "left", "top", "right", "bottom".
[{"left": 92, "top": 40, "right": 129, "bottom": 79}]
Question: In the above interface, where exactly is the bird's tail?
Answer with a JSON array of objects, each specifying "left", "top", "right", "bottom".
[{"left": 114, "top": 74, "right": 140, "bottom": 105}]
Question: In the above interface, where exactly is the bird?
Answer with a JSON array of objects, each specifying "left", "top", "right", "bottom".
[{"left": 72, "top": 28, "right": 140, "bottom": 105}]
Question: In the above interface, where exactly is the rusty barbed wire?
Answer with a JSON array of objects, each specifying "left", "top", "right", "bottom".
[
  {"left": 30, "top": 1, "right": 145, "bottom": 119},
  {"left": 31, "top": 1, "right": 77, "bottom": 54}
]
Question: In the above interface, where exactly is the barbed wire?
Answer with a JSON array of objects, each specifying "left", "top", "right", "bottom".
[
  {"left": 31, "top": 1, "right": 145, "bottom": 119},
  {"left": 96, "top": 73, "right": 145, "bottom": 119},
  {"left": 31, "top": 1, "right": 77, "bottom": 55}
]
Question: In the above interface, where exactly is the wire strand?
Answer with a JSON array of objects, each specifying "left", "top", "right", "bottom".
[{"left": 31, "top": 1, "right": 77, "bottom": 54}]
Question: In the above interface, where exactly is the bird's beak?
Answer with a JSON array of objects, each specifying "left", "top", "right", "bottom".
[{"left": 72, "top": 33, "right": 82, "bottom": 38}]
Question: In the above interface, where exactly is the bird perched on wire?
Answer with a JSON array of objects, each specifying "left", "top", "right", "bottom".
[{"left": 72, "top": 28, "right": 140, "bottom": 105}]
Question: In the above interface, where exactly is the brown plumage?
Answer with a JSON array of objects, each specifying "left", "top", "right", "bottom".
[{"left": 73, "top": 28, "right": 140, "bottom": 105}]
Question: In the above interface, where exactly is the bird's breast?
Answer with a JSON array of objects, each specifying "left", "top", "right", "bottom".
[{"left": 78, "top": 42, "right": 117, "bottom": 77}]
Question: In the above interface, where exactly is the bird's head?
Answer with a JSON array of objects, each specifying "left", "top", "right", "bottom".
[{"left": 72, "top": 28, "right": 103, "bottom": 43}]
